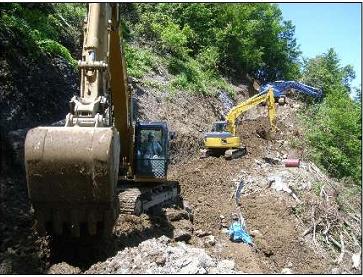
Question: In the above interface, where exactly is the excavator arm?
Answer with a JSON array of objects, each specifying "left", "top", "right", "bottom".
[
  {"left": 225, "top": 88, "right": 276, "bottom": 136},
  {"left": 202, "top": 88, "right": 277, "bottom": 159}
]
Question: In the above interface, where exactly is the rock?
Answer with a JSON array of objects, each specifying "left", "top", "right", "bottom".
[
  {"left": 278, "top": 97, "right": 286, "bottom": 105},
  {"left": 47, "top": 262, "right": 81, "bottom": 274},
  {"left": 219, "top": 215, "right": 229, "bottom": 228},
  {"left": 0, "top": 259, "right": 12, "bottom": 274},
  {"left": 195, "top": 229, "right": 212, "bottom": 237},
  {"left": 281, "top": 268, "right": 293, "bottom": 274},
  {"left": 292, "top": 103, "right": 300, "bottom": 109},
  {"left": 221, "top": 228, "right": 229, "bottom": 234},
  {"left": 250, "top": 229, "right": 263, "bottom": 238},
  {"left": 155, "top": 255, "right": 166, "bottom": 266},
  {"left": 174, "top": 228, "right": 192, "bottom": 242},
  {"left": 221, "top": 223, "right": 229, "bottom": 228},
  {"left": 165, "top": 208, "right": 189, "bottom": 222},
  {"left": 204, "top": 235, "right": 216, "bottom": 247},
  {"left": 158, "top": 235, "right": 170, "bottom": 244},
  {"left": 182, "top": 200, "right": 193, "bottom": 216},
  {"left": 268, "top": 176, "right": 292, "bottom": 193},
  {"left": 352, "top": 252, "right": 361, "bottom": 269},
  {"left": 331, "top": 267, "right": 340, "bottom": 274},
  {"left": 216, "top": 260, "right": 235, "bottom": 272},
  {"left": 85, "top": 236, "right": 239, "bottom": 274}
]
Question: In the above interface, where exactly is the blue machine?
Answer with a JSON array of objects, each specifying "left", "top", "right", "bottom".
[{"left": 259, "top": 81, "right": 323, "bottom": 99}]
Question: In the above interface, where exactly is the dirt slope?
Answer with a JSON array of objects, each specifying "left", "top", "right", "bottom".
[{"left": 168, "top": 112, "right": 332, "bottom": 273}]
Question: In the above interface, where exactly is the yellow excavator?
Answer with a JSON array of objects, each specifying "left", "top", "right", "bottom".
[
  {"left": 201, "top": 88, "right": 277, "bottom": 159},
  {"left": 24, "top": 3, "right": 179, "bottom": 238}
]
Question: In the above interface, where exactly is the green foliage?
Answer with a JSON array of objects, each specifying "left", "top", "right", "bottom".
[
  {"left": 336, "top": 183, "right": 361, "bottom": 212},
  {"left": 122, "top": 3, "right": 301, "bottom": 83},
  {"left": 37, "top": 39, "right": 77, "bottom": 66},
  {"left": 312, "top": 182, "right": 324, "bottom": 196},
  {"left": 167, "top": 56, "right": 234, "bottom": 95},
  {"left": 0, "top": 3, "right": 85, "bottom": 66},
  {"left": 52, "top": 4, "right": 86, "bottom": 27},
  {"left": 302, "top": 49, "right": 361, "bottom": 185},
  {"left": 124, "top": 44, "right": 159, "bottom": 78},
  {"left": 159, "top": 22, "right": 191, "bottom": 58}
]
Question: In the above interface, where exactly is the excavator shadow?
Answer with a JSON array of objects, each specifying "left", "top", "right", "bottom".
[
  {"left": 201, "top": 148, "right": 248, "bottom": 160},
  {"left": 47, "top": 208, "right": 175, "bottom": 271}
]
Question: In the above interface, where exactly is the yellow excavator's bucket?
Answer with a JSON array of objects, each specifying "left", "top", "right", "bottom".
[{"left": 24, "top": 126, "right": 120, "bottom": 237}]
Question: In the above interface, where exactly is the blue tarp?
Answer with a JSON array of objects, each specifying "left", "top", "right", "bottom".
[{"left": 228, "top": 222, "right": 253, "bottom": 245}]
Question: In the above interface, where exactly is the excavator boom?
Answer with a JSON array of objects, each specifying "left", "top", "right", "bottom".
[
  {"left": 225, "top": 88, "right": 276, "bottom": 136},
  {"left": 259, "top": 80, "right": 322, "bottom": 99}
]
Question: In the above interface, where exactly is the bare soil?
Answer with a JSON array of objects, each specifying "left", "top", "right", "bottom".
[{"left": 168, "top": 113, "right": 332, "bottom": 273}]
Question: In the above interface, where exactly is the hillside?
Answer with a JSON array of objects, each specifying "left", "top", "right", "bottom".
[{"left": 0, "top": 3, "right": 361, "bottom": 274}]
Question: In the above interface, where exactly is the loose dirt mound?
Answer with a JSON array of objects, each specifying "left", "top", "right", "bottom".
[
  {"left": 85, "top": 236, "right": 239, "bottom": 274},
  {"left": 0, "top": 175, "right": 48, "bottom": 274}
]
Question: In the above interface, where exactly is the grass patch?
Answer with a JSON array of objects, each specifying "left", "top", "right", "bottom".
[
  {"left": 312, "top": 182, "right": 324, "bottom": 196},
  {"left": 168, "top": 56, "right": 234, "bottom": 96},
  {"left": 124, "top": 43, "right": 235, "bottom": 97},
  {"left": 124, "top": 44, "right": 160, "bottom": 78}
]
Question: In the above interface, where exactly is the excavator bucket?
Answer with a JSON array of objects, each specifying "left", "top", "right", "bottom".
[{"left": 24, "top": 126, "right": 120, "bottom": 237}]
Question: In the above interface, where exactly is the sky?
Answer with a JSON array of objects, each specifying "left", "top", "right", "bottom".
[{"left": 278, "top": 3, "right": 361, "bottom": 89}]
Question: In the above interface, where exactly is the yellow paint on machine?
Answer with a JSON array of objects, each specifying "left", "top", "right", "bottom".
[{"left": 204, "top": 136, "right": 241, "bottom": 149}]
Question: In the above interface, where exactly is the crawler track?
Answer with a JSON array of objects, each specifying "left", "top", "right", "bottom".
[{"left": 118, "top": 182, "right": 180, "bottom": 216}]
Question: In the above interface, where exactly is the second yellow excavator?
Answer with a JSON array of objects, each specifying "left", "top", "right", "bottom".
[{"left": 201, "top": 88, "right": 277, "bottom": 159}]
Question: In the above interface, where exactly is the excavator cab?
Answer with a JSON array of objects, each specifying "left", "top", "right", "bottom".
[
  {"left": 134, "top": 122, "right": 169, "bottom": 180},
  {"left": 211, "top": 121, "right": 227, "bottom": 132}
]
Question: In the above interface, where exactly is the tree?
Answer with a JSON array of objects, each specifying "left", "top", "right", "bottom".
[
  {"left": 123, "top": 3, "right": 301, "bottom": 82},
  {"left": 302, "top": 49, "right": 361, "bottom": 184}
]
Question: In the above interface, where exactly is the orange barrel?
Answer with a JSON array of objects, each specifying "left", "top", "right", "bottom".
[{"left": 284, "top": 159, "right": 300, "bottom": 167}]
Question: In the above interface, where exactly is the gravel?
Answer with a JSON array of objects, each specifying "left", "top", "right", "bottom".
[{"left": 85, "top": 236, "right": 240, "bottom": 274}]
